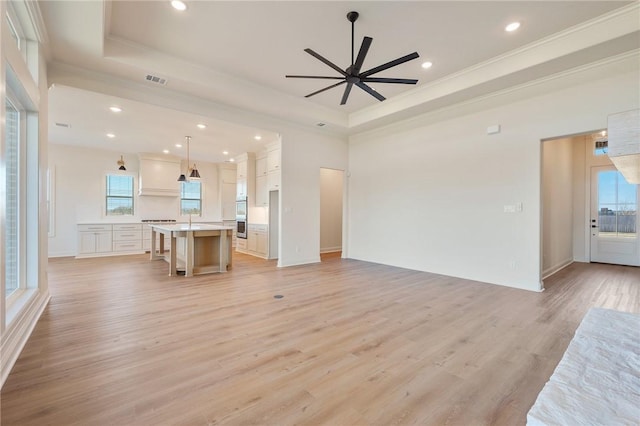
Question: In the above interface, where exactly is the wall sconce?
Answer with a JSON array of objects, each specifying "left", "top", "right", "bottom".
[
  {"left": 177, "top": 136, "right": 201, "bottom": 181},
  {"left": 117, "top": 155, "right": 126, "bottom": 171}
]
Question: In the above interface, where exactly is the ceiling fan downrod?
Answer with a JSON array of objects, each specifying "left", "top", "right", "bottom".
[{"left": 347, "top": 11, "right": 359, "bottom": 68}]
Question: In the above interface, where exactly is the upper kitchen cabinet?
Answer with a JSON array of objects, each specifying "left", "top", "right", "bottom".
[
  {"left": 219, "top": 165, "right": 237, "bottom": 220},
  {"left": 256, "top": 153, "right": 268, "bottom": 207},
  {"left": 138, "top": 153, "right": 181, "bottom": 196},
  {"left": 267, "top": 144, "right": 280, "bottom": 173},
  {"left": 266, "top": 142, "right": 281, "bottom": 192},
  {"left": 235, "top": 152, "right": 255, "bottom": 200}
]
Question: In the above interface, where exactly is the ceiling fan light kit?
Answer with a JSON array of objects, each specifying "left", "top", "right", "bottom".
[{"left": 286, "top": 11, "right": 420, "bottom": 105}]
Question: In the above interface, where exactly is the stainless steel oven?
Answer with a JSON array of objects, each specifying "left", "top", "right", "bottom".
[
  {"left": 236, "top": 220, "right": 247, "bottom": 239},
  {"left": 236, "top": 197, "right": 247, "bottom": 239}
]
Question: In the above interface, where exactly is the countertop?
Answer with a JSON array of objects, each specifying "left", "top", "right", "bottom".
[{"left": 149, "top": 224, "right": 234, "bottom": 232}]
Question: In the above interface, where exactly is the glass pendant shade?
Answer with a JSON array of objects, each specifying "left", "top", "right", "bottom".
[{"left": 117, "top": 155, "right": 126, "bottom": 171}]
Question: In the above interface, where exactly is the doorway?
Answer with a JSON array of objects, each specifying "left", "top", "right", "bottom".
[
  {"left": 590, "top": 165, "right": 639, "bottom": 266},
  {"left": 320, "top": 168, "right": 344, "bottom": 256}
]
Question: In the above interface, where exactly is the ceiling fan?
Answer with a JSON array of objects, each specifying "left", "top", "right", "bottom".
[{"left": 286, "top": 11, "right": 420, "bottom": 105}]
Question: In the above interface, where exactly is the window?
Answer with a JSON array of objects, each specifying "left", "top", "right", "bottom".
[
  {"left": 597, "top": 171, "right": 637, "bottom": 238},
  {"left": 181, "top": 181, "right": 202, "bottom": 215},
  {"left": 5, "top": 96, "right": 21, "bottom": 297},
  {"left": 106, "top": 175, "right": 134, "bottom": 216}
]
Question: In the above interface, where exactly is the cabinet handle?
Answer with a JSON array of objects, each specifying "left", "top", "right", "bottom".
[{"left": 88, "top": 227, "right": 103, "bottom": 230}]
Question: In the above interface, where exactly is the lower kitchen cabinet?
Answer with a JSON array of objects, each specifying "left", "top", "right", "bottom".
[
  {"left": 248, "top": 224, "right": 268, "bottom": 258},
  {"left": 77, "top": 224, "right": 113, "bottom": 255},
  {"left": 77, "top": 223, "right": 142, "bottom": 258},
  {"left": 235, "top": 224, "right": 267, "bottom": 258}
]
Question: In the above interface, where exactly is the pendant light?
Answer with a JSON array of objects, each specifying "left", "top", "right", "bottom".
[
  {"left": 177, "top": 136, "right": 200, "bottom": 181},
  {"left": 117, "top": 155, "right": 126, "bottom": 171}
]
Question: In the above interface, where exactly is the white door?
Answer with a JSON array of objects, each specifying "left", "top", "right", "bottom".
[{"left": 590, "top": 165, "right": 640, "bottom": 266}]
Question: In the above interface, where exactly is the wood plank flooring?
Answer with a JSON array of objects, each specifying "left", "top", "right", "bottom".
[{"left": 1, "top": 254, "right": 639, "bottom": 425}]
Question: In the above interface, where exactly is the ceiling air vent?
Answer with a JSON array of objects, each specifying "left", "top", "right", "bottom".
[
  {"left": 55, "top": 122, "right": 70, "bottom": 128},
  {"left": 144, "top": 74, "right": 167, "bottom": 86}
]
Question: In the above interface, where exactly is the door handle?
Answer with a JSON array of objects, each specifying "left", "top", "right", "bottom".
[{"left": 591, "top": 225, "right": 598, "bottom": 228}]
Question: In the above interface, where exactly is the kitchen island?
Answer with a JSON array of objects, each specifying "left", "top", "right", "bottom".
[{"left": 149, "top": 224, "right": 234, "bottom": 276}]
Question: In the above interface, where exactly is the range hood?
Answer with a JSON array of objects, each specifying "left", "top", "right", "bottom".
[
  {"left": 138, "top": 153, "right": 181, "bottom": 196},
  {"left": 607, "top": 109, "right": 640, "bottom": 184}
]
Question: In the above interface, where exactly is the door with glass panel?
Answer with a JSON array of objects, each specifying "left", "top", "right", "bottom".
[{"left": 590, "top": 166, "right": 640, "bottom": 266}]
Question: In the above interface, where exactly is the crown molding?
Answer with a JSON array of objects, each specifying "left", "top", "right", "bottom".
[{"left": 350, "top": 2, "right": 640, "bottom": 129}]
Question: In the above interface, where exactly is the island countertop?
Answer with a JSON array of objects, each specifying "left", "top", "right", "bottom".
[{"left": 149, "top": 223, "right": 234, "bottom": 232}]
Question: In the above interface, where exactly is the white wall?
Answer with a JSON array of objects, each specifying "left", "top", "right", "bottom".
[
  {"left": 279, "top": 128, "right": 348, "bottom": 267},
  {"left": 320, "top": 168, "right": 343, "bottom": 253},
  {"left": 572, "top": 136, "right": 589, "bottom": 262},
  {"left": 347, "top": 55, "right": 639, "bottom": 291},
  {"left": 542, "top": 137, "right": 574, "bottom": 277},
  {"left": 48, "top": 144, "right": 228, "bottom": 257}
]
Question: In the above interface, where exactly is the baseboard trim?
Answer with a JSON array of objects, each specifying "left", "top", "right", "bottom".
[
  {"left": 320, "top": 246, "right": 342, "bottom": 254},
  {"left": 543, "top": 258, "right": 574, "bottom": 279},
  {"left": 1, "top": 290, "right": 51, "bottom": 388},
  {"left": 277, "top": 257, "right": 321, "bottom": 268}
]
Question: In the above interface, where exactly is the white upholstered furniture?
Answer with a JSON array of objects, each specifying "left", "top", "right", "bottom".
[{"left": 527, "top": 307, "right": 640, "bottom": 425}]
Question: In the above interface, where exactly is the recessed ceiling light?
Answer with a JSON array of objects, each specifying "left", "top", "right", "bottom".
[
  {"left": 170, "top": 0, "right": 187, "bottom": 11},
  {"left": 106, "top": 133, "right": 115, "bottom": 138},
  {"left": 223, "top": 151, "right": 229, "bottom": 155},
  {"left": 175, "top": 143, "right": 182, "bottom": 148},
  {"left": 163, "top": 149, "right": 170, "bottom": 154},
  {"left": 197, "top": 123, "right": 206, "bottom": 129},
  {"left": 109, "top": 106, "right": 122, "bottom": 113},
  {"left": 421, "top": 61, "right": 433, "bottom": 69},
  {"left": 505, "top": 22, "right": 521, "bottom": 32},
  {"left": 229, "top": 158, "right": 235, "bottom": 162},
  {"left": 254, "top": 135, "right": 262, "bottom": 140}
]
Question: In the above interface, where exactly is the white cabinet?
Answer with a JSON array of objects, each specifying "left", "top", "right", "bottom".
[
  {"left": 113, "top": 224, "right": 143, "bottom": 252},
  {"left": 77, "top": 224, "right": 113, "bottom": 255},
  {"left": 267, "top": 148, "right": 280, "bottom": 173},
  {"left": 236, "top": 238, "right": 247, "bottom": 252},
  {"left": 266, "top": 143, "right": 281, "bottom": 193},
  {"left": 77, "top": 223, "right": 147, "bottom": 257},
  {"left": 235, "top": 153, "right": 255, "bottom": 202},
  {"left": 256, "top": 175, "right": 268, "bottom": 206},
  {"left": 247, "top": 224, "right": 268, "bottom": 258},
  {"left": 255, "top": 155, "right": 269, "bottom": 206},
  {"left": 256, "top": 157, "right": 267, "bottom": 177},
  {"left": 267, "top": 171, "right": 280, "bottom": 192},
  {"left": 219, "top": 165, "right": 237, "bottom": 220},
  {"left": 237, "top": 160, "right": 248, "bottom": 179},
  {"left": 138, "top": 153, "right": 181, "bottom": 197},
  {"left": 237, "top": 177, "right": 247, "bottom": 198}
]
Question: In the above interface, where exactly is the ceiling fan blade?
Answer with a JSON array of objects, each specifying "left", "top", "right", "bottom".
[
  {"left": 352, "top": 36, "right": 372, "bottom": 74},
  {"left": 305, "top": 80, "right": 346, "bottom": 98},
  {"left": 356, "top": 81, "right": 386, "bottom": 102},
  {"left": 359, "top": 52, "right": 420, "bottom": 78},
  {"left": 304, "top": 49, "right": 348, "bottom": 77},
  {"left": 361, "top": 77, "right": 418, "bottom": 84},
  {"left": 286, "top": 75, "right": 345, "bottom": 80},
  {"left": 340, "top": 83, "right": 354, "bottom": 105}
]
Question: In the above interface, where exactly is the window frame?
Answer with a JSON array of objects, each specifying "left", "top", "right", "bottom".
[
  {"left": 4, "top": 90, "right": 26, "bottom": 302},
  {"left": 180, "top": 181, "right": 202, "bottom": 216},
  {"left": 105, "top": 174, "right": 135, "bottom": 217}
]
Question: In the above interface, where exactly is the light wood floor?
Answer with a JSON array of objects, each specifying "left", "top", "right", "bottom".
[{"left": 1, "top": 253, "right": 639, "bottom": 425}]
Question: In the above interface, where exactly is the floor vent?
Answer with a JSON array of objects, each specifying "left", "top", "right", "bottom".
[{"left": 145, "top": 74, "right": 168, "bottom": 86}]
